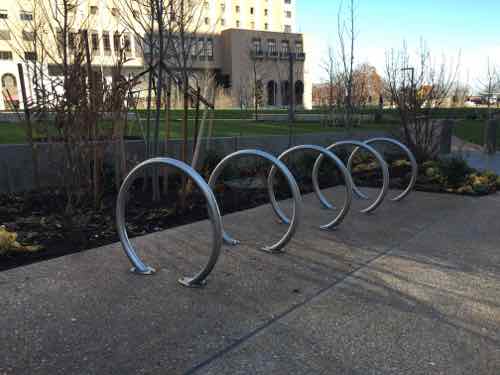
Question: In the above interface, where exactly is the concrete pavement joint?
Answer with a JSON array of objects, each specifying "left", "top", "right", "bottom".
[{"left": 183, "top": 204, "right": 454, "bottom": 375}]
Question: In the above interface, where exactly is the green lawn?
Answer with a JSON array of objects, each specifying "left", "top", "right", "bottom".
[
  {"left": 454, "top": 119, "right": 499, "bottom": 149},
  {"left": 0, "top": 119, "right": 398, "bottom": 144}
]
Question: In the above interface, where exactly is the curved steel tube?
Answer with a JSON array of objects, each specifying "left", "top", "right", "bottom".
[
  {"left": 208, "top": 149, "right": 302, "bottom": 253},
  {"left": 312, "top": 141, "right": 390, "bottom": 214},
  {"left": 116, "top": 158, "right": 223, "bottom": 288},
  {"left": 347, "top": 138, "right": 418, "bottom": 202},
  {"left": 267, "top": 145, "right": 354, "bottom": 230}
]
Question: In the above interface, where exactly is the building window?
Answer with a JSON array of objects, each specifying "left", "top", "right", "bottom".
[
  {"left": 284, "top": 25, "right": 291, "bottom": 33},
  {"left": 235, "top": 5, "right": 240, "bottom": 13},
  {"left": 220, "top": 3, "right": 226, "bottom": 11},
  {"left": 190, "top": 37, "right": 197, "bottom": 59},
  {"left": 197, "top": 38, "right": 205, "bottom": 59},
  {"left": 103, "top": 32, "right": 111, "bottom": 54},
  {"left": 264, "top": 23, "right": 268, "bottom": 30},
  {"left": 284, "top": 0, "right": 291, "bottom": 3},
  {"left": 123, "top": 33, "right": 131, "bottom": 54},
  {"left": 0, "top": 30, "right": 10, "bottom": 40},
  {"left": 135, "top": 35, "right": 142, "bottom": 56},
  {"left": 20, "top": 11, "right": 33, "bottom": 21},
  {"left": 220, "top": 18, "right": 225, "bottom": 26},
  {"left": 250, "top": 21, "right": 255, "bottom": 29},
  {"left": 236, "top": 20, "right": 240, "bottom": 27},
  {"left": 250, "top": 7, "right": 254, "bottom": 15},
  {"left": 204, "top": 17, "right": 210, "bottom": 25},
  {"left": 0, "top": 51, "right": 13, "bottom": 60},
  {"left": 281, "top": 40, "right": 289, "bottom": 55},
  {"left": 111, "top": 8, "right": 119, "bottom": 17},
  {"left": 68, "top": 32, "right": 77, "bottom": 50},
  {"left": 22, "top": 30, "right": 35, "bottom": 41},
  {"left": 0, "top": 10, "right": 8, "bottom": 19},
  {"left": 267, "top": 39, "right": 277, "bottom": 56},
  {"left": 206, "top": 38, "right": 213, "bottom": 60},
  {"left": 90, "top": 6, "right": 98, "bottom": 15},
  {"left": 285, "top": 10, "right": 292, "bottom": 18},
  {"left": 264, "top": 9, "right": 268, "bottom": 16},
  {"left": 113, "top": 32, "right": 121, "bottom": 52},
  {"left": 295, "top": 40, "right": 303, "bottom": 53},
  {"left": 91, "top": 31, "right": 100, "bottom": 55},
  {"left": 25, "top": 51, "right": 37, "bottom": 61},
  {"left": 252, "top": 38, "right": 262, "bottom": 55}
]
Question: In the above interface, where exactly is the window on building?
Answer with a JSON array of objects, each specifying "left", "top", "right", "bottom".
[
  {"left": 0, "top": 30, "right": 10, "bottom": 40},
  {"left": 111, "top": 8, "right": 119, "bottom": 17},
  {"left": 91, "top": 31, "right": 100, "bottom": 55},
  {"left": 264, "top": 23, "right": 268, "bottom": 30},
  {"left": 90, "top": 6, "right": 98, "bottom": 15},
  {"left": 113, "top": 32, "right": 121, "bottom": 52},
  {"left": 221, "top": 18, "right": 225, "bottom": 26},
  {"left": 252, "top": 38, "right": 262, "bottom": 54},
  {"left": 250, "top": 7, "right": 254, "bottom": 15},
  {"left": 20, "top": 11, "right": 33, "bottom": 21},
  {"left": 103, "top": 32, "right": 111, "bottom": 54},
  {"left": 284, "top": 0, "right": 292, "bottom": 4},
  {"left": 135, "top": 35, "right": 142, "bottom": 56},
  {"left": 206, "top": 38, "right": 213, "bottom": 60},
  {"left": 0, "top": 51, "right": 13, "bottom": 60},
  {"left": 250, "top": 21, "right": 255, "bottom": 29},
  {"left": 123, "top": 33, "right": 131, "bottom": 53},
  {"left": 285, "top": 10, "right": 292, "bottom": 18},
  {"left": 0, "top": 10, "right": 8, "bottom": 19},
  {"left": 281, "top": 40, "right": 289, "bottom": 55},
  {"left": 267, "top": 39, "right": 277, "bottom": 56},
  {"left": 284, "top": 25, "right": 291, "bottom": 33},
  {"left": 264, "top": 9, "right": 268, "bottom": 16},
  {"left": 295, "top": 40, "right": 303, "bottom": 53},
  {"left": 236, "top": 20, "right": 240, "bottom": 27},
  {"left": 22, "top": 30, "right": 35, "bottom": 41},
  {"left": 204, "top": 17, "right": 210, "bottom": 25},
  {"left": 220, "top": 3, "right": 226, "bottom": 11},
  {"left": 235, "top": 5, "right": 240, "bottom": 13},
  {"left": 68, "top": 32, "right": 77, "bottom": 50},
  {"left": 190, "top": 37, "right": 197, "bottom": 58},
  {"left": 197, "top": 37, "right": 205, "bottom": 59},
  {"left": 24, "top": 51, "right": 37, "bottom": 61}
]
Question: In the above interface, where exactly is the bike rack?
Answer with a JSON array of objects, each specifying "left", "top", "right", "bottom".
[
  {"left": 116, "top": 139, "right": 416, "bottom": 287},
  {"left": 347, "top": 137, "right": 418, "bottom": 202},
  {"left": 116, "top": 158, "right": 223, "bottom": 288},
  {"left": 267, "top": 144, "right": 354, "bottom": 230},
  {"left": 208, "top": 149, "right": 303, "bottom": 253},
  {"left": 312, "top": 141, "right": 390, "bottom": 214}
]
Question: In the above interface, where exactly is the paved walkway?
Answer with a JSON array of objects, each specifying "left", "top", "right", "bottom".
[
  {"left": 1, "top": 189, "right": 500, "bottom": 374},
  {"left": 455, "top": 150, "right": 500, "bottom": 175}
]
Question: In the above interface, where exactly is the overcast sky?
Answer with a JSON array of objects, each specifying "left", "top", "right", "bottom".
[{"left": 297, "top": 0, "right": 500, "bottom": 91}]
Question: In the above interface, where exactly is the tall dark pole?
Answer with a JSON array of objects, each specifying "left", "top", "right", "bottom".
[{"left": 288, "top": 52, "right": 295, "bottom": 147}]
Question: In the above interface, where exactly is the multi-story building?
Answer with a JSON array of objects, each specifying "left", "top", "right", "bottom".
[{"left": 0, "top": 0, "right": 311, "bottom": 111}]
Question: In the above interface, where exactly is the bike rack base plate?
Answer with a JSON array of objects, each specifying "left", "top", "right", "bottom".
[
  {"left": 130, "top": 266, "right": 156, "bottom": 275},
  {"left": 178, "top": 277, "right": 207, "bottom": 288}
]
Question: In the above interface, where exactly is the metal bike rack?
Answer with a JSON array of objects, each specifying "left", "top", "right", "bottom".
[
  {"left": 116, "top": 158, "right": 223, "bottom": 288},
  {"left": 312, "top": 141, "right": 390, "bottom": 214},
  {"left": 208, "top": 149, "right": 302, "bottom": 253},
  {"left": 347, "top": 137, "right": 418, "bottom": 202},
  {"left": 267, "top": 145, "right": 354, "bottom": 230}
]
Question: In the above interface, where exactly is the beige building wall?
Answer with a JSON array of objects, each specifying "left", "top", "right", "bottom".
[{"left": 0, "top": 0, "right": 309, "bottom": 110}]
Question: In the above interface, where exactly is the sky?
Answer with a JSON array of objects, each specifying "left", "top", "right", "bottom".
[{"left": 297, "top": 0, "right": 500, "bottom": 91}]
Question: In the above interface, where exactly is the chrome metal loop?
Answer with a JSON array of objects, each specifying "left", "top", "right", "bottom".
[
  {"left": 116, "top": 158, "right": 223, "bottom": 288},
  {"left": 208, "top": 149, "right": 302, "bottom": 253},
  {"left": 267, "top": 145, "right": 353, "bottom": 230},
  {"left": 347, "top": 138, "right": 418, "bottom": 202},
  {"left": 313, "top": 141, "right": 390, "bottom": 214}
]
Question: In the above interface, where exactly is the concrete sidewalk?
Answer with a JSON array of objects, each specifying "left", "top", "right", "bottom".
[{"left": 1, "top": 189, "right": 499, "bottom": 374}]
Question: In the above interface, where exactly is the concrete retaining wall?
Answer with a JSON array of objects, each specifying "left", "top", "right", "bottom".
[{"left": 0, "top": 131, "right": 387, "bottom": 193}]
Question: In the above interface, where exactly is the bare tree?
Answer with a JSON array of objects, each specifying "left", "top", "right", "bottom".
[
  {"left": 478, "top": 59, "right": 499, "bottom": 153},
  {"left": 385, "top": 40, "right": 460, "bottom": 161}
]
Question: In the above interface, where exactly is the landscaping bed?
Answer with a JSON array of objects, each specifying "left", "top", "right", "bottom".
[{"left": 1, "top": 152, "right": 499, "bottom": 271}]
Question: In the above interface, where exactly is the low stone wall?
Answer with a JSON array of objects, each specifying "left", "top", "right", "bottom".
[
  {"left": 0, "top": 131, "right": 387, "bottom": 193},
  {"left": 258, "top": 113, "right": 375, "bottom": 123}
]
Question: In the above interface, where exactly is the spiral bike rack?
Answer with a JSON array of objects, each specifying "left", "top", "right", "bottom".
[
  {"left": 312, "top": 141, "right": 390, "bottom": 214},
  {"left": 266, "top": 145, "right": 354, "bottom": 230},
  {"left": 208, "top": 149, "right": 303, "bottom": 253},
  {"left": 346, "top": 137, "right": 418, "bottom": 202},
  {"left": 116, "top": 158, "right": 223, "bottom": 288}
]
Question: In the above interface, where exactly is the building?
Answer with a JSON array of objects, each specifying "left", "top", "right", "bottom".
[{"left": 0, "top": 0, "right": 311, "bottom": 111}]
